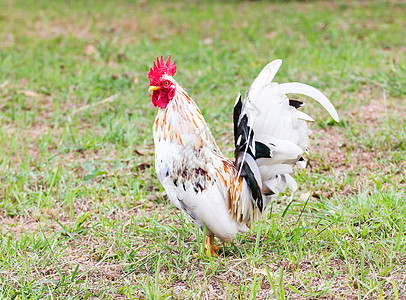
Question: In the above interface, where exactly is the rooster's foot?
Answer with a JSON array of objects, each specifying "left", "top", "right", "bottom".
[{"left": 204, "top": 234, "right": 220, "bottom": 256}]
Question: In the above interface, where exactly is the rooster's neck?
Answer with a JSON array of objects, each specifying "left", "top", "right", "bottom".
[{"left": 153, "top": 88, "right": 219, "bottom": 151}]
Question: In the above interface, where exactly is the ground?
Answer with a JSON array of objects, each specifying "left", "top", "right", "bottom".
[{"left": 0, "top": 0, "right": 405, "bottom": 299}]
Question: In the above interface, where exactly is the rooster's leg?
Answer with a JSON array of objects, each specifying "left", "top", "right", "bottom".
[{"left": 205, "top": 234, "right": 219, "bottom": 256}]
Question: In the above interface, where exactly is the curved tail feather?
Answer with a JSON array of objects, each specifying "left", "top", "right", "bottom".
[{"left": 280, "top": 82, "right": 339, "bottom": 122}]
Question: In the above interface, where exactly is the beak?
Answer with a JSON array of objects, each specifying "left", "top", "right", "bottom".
[{"left": 149, "top": 86, "right": 160, "bottom": 92}]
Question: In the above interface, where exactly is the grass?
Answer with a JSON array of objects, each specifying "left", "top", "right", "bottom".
[{"left": 0, "top": 0, "right": 405, "bottom": 298}]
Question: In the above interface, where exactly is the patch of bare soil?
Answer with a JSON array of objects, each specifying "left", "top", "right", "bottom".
[
  {"left": 309, "top": 126, "right": 383, "bottom": 193},
  {"left": 350, "top": 93, "right": 400, "bottom": 127}
]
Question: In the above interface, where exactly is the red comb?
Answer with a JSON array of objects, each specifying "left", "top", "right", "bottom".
[{"left": 148, "top": 55, "right": 176, "bottom": 86}]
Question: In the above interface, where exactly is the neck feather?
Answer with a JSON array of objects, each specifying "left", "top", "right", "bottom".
[{"left": 153, "top": 88, "right": 215, "bottom": 145}]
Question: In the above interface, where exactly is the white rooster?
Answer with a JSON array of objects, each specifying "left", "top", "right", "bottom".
[{"left": 148, "top": 56, "right": 339, "bottom": 255}]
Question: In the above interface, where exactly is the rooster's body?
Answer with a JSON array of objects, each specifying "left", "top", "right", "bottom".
[{"left": 148, "top": 56, "right": 339, "bottom": 254}]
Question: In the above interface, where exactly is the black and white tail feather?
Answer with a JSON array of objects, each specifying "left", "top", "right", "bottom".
[{"left": 234, "top": 59, "right": 339, "bottom": 214}]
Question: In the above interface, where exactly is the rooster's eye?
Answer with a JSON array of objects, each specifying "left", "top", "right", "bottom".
[{"left": 163, "top": 81, "right": 169, "bottom": 86}]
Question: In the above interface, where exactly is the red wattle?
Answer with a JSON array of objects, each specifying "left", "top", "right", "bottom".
[
  {"left": 152, "top": 91, "right": 159, "bottom": 107},
  {"left": 152, "top": 89, "right": 174, "bottom": 109},
  {"left": 156, "top": 94, "right": 169, "bottom": 108}
]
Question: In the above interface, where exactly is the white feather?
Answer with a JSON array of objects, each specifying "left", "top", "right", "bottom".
[
  {"left": 181, "top": 184, "right": 240, "bottom": 242},
  {"left": 284, "top": 174, "right": 298, "bottom": 191},
  {"left": 296, "top": 160, "right": 306, "bottom": 169},
  {"left": 247, "top": 59, "right": 282, "bottom": 102},
  {"left": 296, "top": 110, "right": 314, "bottom": 122},
  {"left": 258, "top": 164, "right": 293, "bottom": 180},
  {"left": 256, "top": 136, "right": 304, "bottom": 163},
  {"left": 279, "top": 82, "right": 340, "bottom": 122}
]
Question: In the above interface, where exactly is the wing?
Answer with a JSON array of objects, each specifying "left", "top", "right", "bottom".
[{"left": 159, "top": 160, "right": 251, "bottom": 242}]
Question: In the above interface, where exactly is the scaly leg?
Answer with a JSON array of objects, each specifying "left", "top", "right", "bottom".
[{"left": 204, "top": 234, "right": 219, "bottom": 256}]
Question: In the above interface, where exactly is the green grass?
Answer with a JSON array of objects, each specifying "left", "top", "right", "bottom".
[{"left": 1, "top": 0, "right": 405, "bottom": 298}]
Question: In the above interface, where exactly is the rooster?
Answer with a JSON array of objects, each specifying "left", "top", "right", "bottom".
[{"left": 148, "top": 55, "right": 339, "bottom": 255}]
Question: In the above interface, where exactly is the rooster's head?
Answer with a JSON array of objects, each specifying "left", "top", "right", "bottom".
[{"left": 148, "top": 55, "right": 177, "bottom": 109}]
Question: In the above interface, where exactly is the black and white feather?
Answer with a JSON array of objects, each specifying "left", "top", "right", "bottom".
[{"left": 233, "top": 59, "right": 339, "bottom": 213}]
